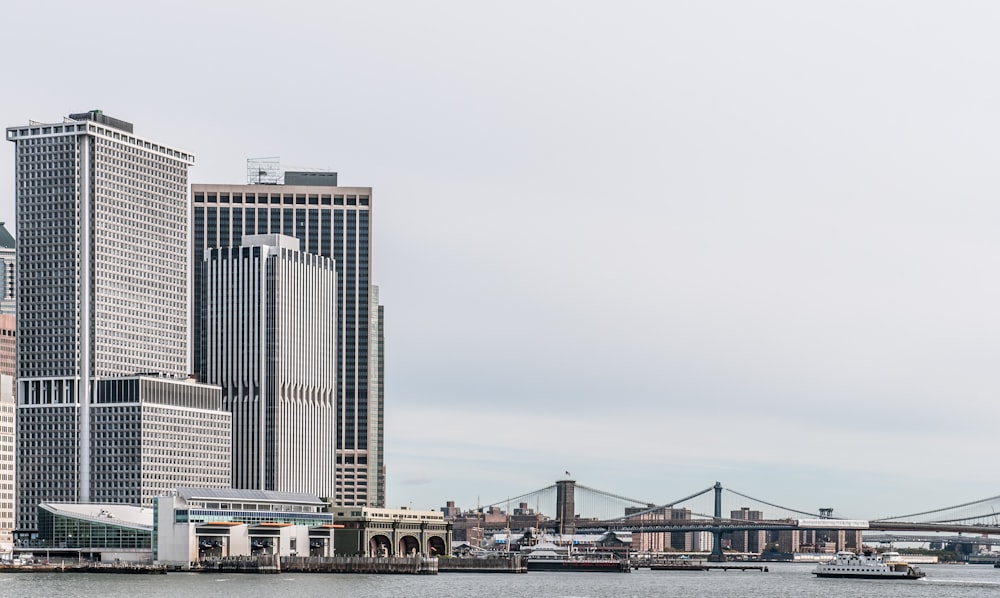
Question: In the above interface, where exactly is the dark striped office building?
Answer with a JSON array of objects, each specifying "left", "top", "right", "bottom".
[{"left": 192, "top": 174, "right": 384, "bottom": 508}]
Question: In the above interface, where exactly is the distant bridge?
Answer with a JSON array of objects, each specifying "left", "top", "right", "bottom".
[{"left": 480, "top": 480, "right": 1000, "bottom": 560}]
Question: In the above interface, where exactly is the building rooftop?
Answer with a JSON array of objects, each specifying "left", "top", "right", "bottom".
[
  {"left": 68, "top": 109, "right": 134, "bottom": 134},
  {"left": 0, "top": 223, "right": 14, "bottom": 250},
  {"left": 241, "top": 234, "right": 301, "bottom": 251},
  {"left": 39, "top": 502, "right": 153, "bottom": 530},
  {"left": 176, "top": 487, "right": 325, "bottom": 506}
]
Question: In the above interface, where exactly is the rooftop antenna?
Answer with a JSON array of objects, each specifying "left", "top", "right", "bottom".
[{"left": 247, "top": 157, "right": 282, "bottom": 185}]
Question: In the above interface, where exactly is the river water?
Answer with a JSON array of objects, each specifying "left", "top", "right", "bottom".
[{"left": 3, "top": 562, "right": 1000, "bottom": 597}]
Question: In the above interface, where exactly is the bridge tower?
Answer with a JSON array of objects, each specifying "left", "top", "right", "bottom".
[
  {"left": 556, "top": 479, "right": 576, "bottom": 535},
  {"left": 709, "top": 482, "right": 725, "bottom": 562}
]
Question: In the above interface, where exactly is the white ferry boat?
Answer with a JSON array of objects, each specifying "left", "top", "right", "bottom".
[{"left": 813, "top": 551, "right": 925, "bottom": 580}]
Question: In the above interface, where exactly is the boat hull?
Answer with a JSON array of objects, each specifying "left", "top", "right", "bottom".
[
  {"left": 814, "top": 572, "right": 924, "bottom": 580},
  {"left": 527, "top": 559, "right": 629, "bottom": 573}
]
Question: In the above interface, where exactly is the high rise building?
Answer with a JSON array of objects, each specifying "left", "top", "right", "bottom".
[
  {"left": 204, "top": 234, "right": 337, "bottom": 499},
  {"left": 192, "top": 175, "right": 384, "bottom": 507},
  {"left": 0, "top": 375, "right": 13, "bottom": 550},
  {"left": 728, "top": 507, "right": 765, "bottom": 553},
  {"left": 0, "top": 315, "right": 14, "bottom": 380},
  {"left": 0, "top": 223, "right": 15, "bottom": 316},
  {"left": 625, "top": 505, "right": 696, "bottom": 552},
  {"left": 371, "top": 289, "right": 385, "bottom": 508},
  {"left": 7, "top": 111, "right": 230, "bottom": 528}
]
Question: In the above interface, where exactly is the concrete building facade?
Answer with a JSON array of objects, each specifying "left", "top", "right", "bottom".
[
  {"left": 7, "top": 110, "right": 228, "bottom": 528},
  {"left": 192, "top": 179, "right": 384, "bottom": 507},
  {"left": 0, "top": 315, "right": 14, "bottom": 380},
  {"left": 155, "top": 487, "right": 335, "bottom": 567},
  {"left": 331, "top": 506, "right": 450, "bottom": 557},
  {"left": 204, "top": 234, "right": 337, "bottom": 500},
  {"left": 17, "top": 376, "right": 231, "bottom": 528},
  {"left": 0, "top": 376, "right": 12, "bottom": 553},
  {"left": 9, "top": 111, "right": 193, "bottom": 383}
]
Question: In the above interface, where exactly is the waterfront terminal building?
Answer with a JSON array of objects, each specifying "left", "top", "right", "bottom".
[
  {"left": 154, "top": 487, "right": 336, "bottom": 567},
  {"left": 331, "top": 506, "right": 451, "bottom": 557},
  {"left": 16, "top": 492, "right": 453, "bottom": 567},
  {"left": 34, "top": 502, "right": 153, "bottom": 562}
]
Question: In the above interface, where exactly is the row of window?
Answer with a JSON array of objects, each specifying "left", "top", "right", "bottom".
[{"left": 196, "top": 193, "right": 370, "bottom": 206}]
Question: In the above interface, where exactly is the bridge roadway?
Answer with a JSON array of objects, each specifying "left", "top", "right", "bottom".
[
  {"left": 572, "top": 518, "right": 1000, "bottom": 536},
  {"left": 866, "top": 533, "right": 1000, "bottom": 547}
]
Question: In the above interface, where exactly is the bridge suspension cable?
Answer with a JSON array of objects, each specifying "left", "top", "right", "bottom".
[
  {"left": 482, "top": 485, "right": 556, "bottom": 510},
  {"left": 604, "top": 485, "right": 717, "bottom": 521},
  {"left": 574, "top": 484, "right": 650, "bottom": 506},
  {"left": 725, "top": 488, "right": 826, "bottom": 519}
]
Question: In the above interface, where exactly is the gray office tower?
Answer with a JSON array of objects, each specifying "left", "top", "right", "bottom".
[
  {"left": 0, "top": 223, "right": 15, "bottom": 316},
  {"left": 6, "top": 111, "right": 231, "bottom": 529},
  {"left": 204, "top": 234, "right": 337, "bottom": 499},
  {"left": 193, "top": 176, "right": 385, "bottom": 507}
]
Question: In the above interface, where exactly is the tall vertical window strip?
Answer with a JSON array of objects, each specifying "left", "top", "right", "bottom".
[
  {"left": 282, "top": 208, "right": 294, "bottom": 238},
  {"left": 220, "top": 208, "right": 231, "bottom": 247},
  {"left": 309, "top": 210, "right": 320, "bottom": 255},
  {"left": 257, "top": 208, "right": 268, "bottom": 234},
  {"left": 270, "top": 208, "right": 281, "bottom": 234},
  {"left": 206, "top": 209, "right": 217, "bottom": 249},
  {"left": 320, "top": 212, "right": 331, "bottom": 259}
]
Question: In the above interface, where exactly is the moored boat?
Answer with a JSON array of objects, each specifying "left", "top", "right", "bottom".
[
  {"left": 521, "top": 541, "right": 629, "bottom": 573},
  {"left": 813, "top": 551, "right": 924, "bottom": 580},
  {"left": 526, "top": 552, "right": 630, "bottom": 572}
]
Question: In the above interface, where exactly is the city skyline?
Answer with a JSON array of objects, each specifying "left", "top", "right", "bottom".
[{"left": 2, "top": 1, "right": 1000, "bottom": 520}]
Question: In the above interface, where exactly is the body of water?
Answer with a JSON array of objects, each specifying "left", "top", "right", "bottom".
[{"left": 4, "top": 562, "right": 1000, "bottom": 597}]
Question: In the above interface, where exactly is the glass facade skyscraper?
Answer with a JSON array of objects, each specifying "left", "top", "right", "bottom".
[{"left": 192, "top": 178, "right": 384, "bottom": 507}]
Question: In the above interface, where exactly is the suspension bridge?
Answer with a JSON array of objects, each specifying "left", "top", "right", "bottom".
[{"left": 478, "top": 480, "right": 1000, "bottom": 561}]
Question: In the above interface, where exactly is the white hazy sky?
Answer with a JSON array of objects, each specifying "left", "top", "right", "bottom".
[{"left": 3, "top": 1, "right": 999, "bottom": 520}]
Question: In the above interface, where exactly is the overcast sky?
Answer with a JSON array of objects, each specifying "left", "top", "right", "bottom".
[{"left": 3, "top": 1, "right": 1000, "bottom": 521}]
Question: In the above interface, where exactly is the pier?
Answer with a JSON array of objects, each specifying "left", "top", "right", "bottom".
[
  {"left": 0, "top": 563, "right": 166, "bottom": 574},
  {"left": 645, "top": 559, "right": 768, "bottom": 572},
  {"left": 281, "top": 555, "right": 438, "bottom": 574},
  {"left": 438, "top": 555, "right": 527, "bottom": 573}
]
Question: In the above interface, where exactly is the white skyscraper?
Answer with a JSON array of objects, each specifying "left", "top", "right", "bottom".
[
  {"left": 7, "top": 111, "right": 230, "bottom": 529},
  {"left": 204, "top": 234, "right": 337, "bottom": 499}
]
